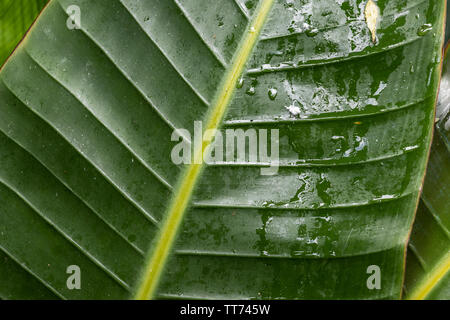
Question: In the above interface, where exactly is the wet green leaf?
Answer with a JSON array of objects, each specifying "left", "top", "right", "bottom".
[{"left": 0, "top": 0, "right": 445, "bottom": 299}]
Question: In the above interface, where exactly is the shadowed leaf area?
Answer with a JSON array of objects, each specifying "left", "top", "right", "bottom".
[
  {"left": 404, "top": 44, "right": 450, "bottom": 300},
  {"left": 0, "top": 0, "right": 445, "bottom": 299}
]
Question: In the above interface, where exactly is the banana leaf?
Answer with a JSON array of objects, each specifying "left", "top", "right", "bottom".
[
  {"left": 0, "top": 0, "right": 48, "bottom": 66},
  {"left": 404, "top": 43, "right": 450, "bottom": 300},
  {"left": 0, "top": 0, "right": 445, "bottom": 300}
]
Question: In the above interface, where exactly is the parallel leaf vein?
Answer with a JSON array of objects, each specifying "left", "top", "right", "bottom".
[
  {"left": 0, "top": 128, "right": 146, "bottom": 256},
  {"left": 0, "top": 179, "right": 131, "bottom": 291},
  {"left": 1, "top": 78, "right": 160, "bottom": 226},
  {"left": 118, "top": 0, "right": 211, "bottom": 107}
]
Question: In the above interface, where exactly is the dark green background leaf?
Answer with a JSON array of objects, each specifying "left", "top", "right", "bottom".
[
  {"left": 404, "top": 45, "right": 450, "bottom": 300},
  {"left": 0, "top": 0, "right": 48, "bottom": 66}
]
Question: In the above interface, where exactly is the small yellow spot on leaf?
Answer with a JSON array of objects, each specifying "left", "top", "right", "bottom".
[{"left": 365, "top": 0, "right": 380, "bottom": 43}]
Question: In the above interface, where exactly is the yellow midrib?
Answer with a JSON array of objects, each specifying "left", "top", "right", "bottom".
[
  {"left": 134, "top": 0, "right": 275, "bottom": 300},
  {"left": 408, "top": 251, "right": 450, "bottom": 300}
]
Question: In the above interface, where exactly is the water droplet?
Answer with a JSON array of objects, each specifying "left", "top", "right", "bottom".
[
  {"left": 246, "top": 86, "right": 256, "bottom": 96},
  {"left": 403, "top": 145, "right": 418, "bottom": 152},
  {"left": 417, "top": 23, "right": 432, "bottom": 36},
  {"left": 236, "top": 77, "right": 244, "bottom": 89},
  {"left": 286, "top": 105, "right": 301, "bottom": 116},
  {"left": 260, "top": 63, "right": 271, "bottom": 71},
  {"left": 305, "top": 28, "right": 319, "bottom": 37},
  {"left": 268, "top": 88, "right": 278, "bottom": 100},
  {"left": 355, "top": 136, "right": 367, "bottom": 152},
  {"left": 144, "top": 16, "right": 150, "bottom": 22},
  {"left": 374, "top": 194, "right": 396, "bottom": 201}
]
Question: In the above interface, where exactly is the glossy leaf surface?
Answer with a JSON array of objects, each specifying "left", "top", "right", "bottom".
[{"left": 0, "top": 0, "right": 445, "bottom": 299}]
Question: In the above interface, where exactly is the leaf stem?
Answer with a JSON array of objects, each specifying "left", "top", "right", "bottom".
[{"left": 134, "top": 0, "right": 275, "bottom": 300}]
